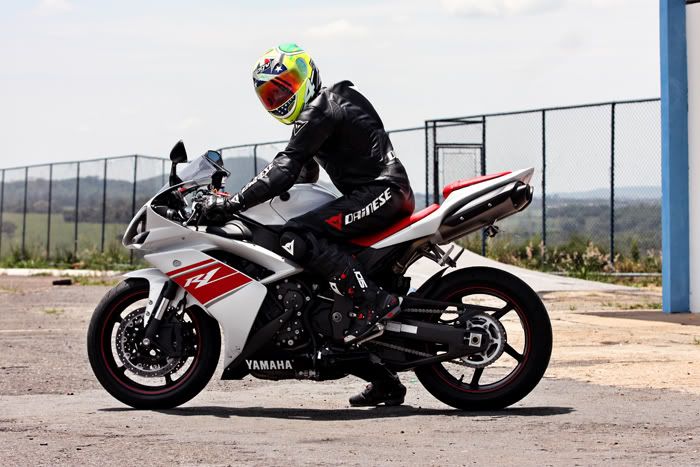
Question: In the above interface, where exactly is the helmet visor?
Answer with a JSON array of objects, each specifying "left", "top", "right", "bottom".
[{"left": 255, "top": 68, "right": 305, "bottom": 111}]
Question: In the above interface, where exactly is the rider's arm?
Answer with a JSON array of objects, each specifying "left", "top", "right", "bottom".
[
  {"left": 296, "top": 158, "right": 320, "bottom": 184},
  {"left": 234, "top": 100, "right": 335, "bottom": 210}
]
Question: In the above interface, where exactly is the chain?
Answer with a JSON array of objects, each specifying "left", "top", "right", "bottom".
[
  {"left": 369, "top": 340, "right": 433, "bottom": 357},
  {"left": 371, "top": 340, "right": 476, "bottom": 368},
  {"left": 402, "top": 308, "right": 452, "bottom": 314}
]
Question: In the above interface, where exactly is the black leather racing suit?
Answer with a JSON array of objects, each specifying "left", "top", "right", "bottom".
[
  {"left": 236, "top": 80, "right": 413, "bottom": 211},
  {"left": 234, "top": 80, "right": 415, "bottom": 269},
  {"left": 232, "top": 81, "right": 415, "bottom": 385}
]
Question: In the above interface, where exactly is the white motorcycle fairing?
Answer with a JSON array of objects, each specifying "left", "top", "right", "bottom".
[{"left": 124, "top": 196, "right": 303, "bottom": 366}]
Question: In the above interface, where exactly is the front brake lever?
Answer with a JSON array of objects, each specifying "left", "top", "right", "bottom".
[{"left": 183, "top": 204, "right": 202, "bottom": 228}]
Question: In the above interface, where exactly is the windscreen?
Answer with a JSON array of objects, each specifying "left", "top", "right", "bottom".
[{"left": 177, "top": 151, "right": 229, "bottom": 183}]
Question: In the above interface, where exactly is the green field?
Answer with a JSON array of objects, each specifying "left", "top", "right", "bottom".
[{"left": 0, "top": 212, "right": 128, "bottom": 260}]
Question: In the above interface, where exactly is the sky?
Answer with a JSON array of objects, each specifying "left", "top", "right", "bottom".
[{"left": 1, "top": 0, "right": 660, "bottom": 167}]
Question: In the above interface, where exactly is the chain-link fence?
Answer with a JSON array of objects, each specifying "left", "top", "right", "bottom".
[
  {"left": 0, "top": 98, "right": 661, "bottom": 269},
  {"left": 0, "top": 155, "right": 166, "bottom": 265},
  {"left": 218, "top": 126, "right": 429, "bottom": 204},
  {"left": 426, "top": 99, "right": 661, "bottom": 267}
]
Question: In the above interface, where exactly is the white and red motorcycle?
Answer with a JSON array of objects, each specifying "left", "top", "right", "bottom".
[{"left": 87, "top": 141, "right": 552, "bottom": 410}]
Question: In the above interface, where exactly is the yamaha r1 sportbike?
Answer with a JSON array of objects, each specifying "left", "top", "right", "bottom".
[{"left": 87, "top": 141, "right": 552, "bottom": 410}]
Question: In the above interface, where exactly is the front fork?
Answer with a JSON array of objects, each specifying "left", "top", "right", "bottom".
[{"left": 143, "top": 280, "right": 180, "bottom": 341}]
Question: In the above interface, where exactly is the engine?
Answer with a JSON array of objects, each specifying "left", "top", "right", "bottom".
[
  {"left": 239, "top": 277, "right": 376, "bottom": 382},
  {"left": 271, "top": 280, "right": 309, "bottom": 349}
]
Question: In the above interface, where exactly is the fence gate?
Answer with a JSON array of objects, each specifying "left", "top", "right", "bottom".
[
  {"left": 426, "top": 118, "right": 485, "bottom": 205},
  {"left": 426, "top": 117, "right": 486, "bottom": 253}
]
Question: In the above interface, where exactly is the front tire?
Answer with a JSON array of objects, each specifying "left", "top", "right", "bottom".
[
  {"left": 414, "top": 267, "right": 552, "bottom": 411},
  {"left": 87, "top": 279, "right": 221, "bottom": 409}
]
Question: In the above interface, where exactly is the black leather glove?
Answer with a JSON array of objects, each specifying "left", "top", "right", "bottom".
[{"left": 201, "top": 193, "right": 243, "bottom": 225}]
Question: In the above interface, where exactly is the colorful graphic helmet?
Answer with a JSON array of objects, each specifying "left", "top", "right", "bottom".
[{"left": 252, "top": 43, "right": 322, "bottom": 125}]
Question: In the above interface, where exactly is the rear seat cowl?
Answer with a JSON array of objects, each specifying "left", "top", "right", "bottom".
[{"left": 442, "top": 171, "right": 512, "bottom": 199}]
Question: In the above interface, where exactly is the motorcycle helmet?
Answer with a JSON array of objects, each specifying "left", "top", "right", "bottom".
[{"left": 252, "top": 43, "right": 322, "bottom": 125}]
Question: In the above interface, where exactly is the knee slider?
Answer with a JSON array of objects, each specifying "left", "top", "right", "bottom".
[{"left": 279, "top": 230, "right": 310, "bottom": 263}]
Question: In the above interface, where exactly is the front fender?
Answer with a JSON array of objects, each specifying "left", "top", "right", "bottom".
[{"left": 123, "top": 268, "right": 170, "bottom": 324}]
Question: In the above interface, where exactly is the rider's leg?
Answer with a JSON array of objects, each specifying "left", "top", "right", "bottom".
[
  {"left": 278, "top": 184, "right": 414, "bottom": 405},
  {"left": 280, "top": 229, "right": 398, "bottom": 332},
  {"left": 280, "top": 184, "right": 414, "bottom": 340}
]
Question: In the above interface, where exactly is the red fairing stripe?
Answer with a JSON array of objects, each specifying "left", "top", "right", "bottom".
[
  {"left": 351, "top": 204, "right": 440, "bottom": 247},
  {"left": 168, "top": 260, "right": 252, "bottom": 305},
  {"left": 168, "top": 259, "right": 216, "bottom": 277}
]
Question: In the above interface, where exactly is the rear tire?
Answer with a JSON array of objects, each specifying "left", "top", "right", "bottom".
[
  {"left": 414, "top": 267, "right": 552, "bottom": 411},
  {"left": 87, "top": 279, "right": 221, "bottom": 409}
]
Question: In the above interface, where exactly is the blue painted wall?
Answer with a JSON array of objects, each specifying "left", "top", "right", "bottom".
[{"left": 660, "top": 0, "right": 689, "bottom": 312}]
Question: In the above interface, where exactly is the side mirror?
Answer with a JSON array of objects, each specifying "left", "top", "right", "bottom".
[
  {"left": 169, "top": 140, "right": 187, "bottom": 187},
  {"left": 170, "top": 140, "right": 188, "bottom": 164},
  {"left": 211, "top": 170, "right": 228, "bottom": 191}
]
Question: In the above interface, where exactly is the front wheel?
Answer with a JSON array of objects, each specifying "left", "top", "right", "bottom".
[
  {"left": 414, "top": 267, "right": 552, "bottom": 411},
  {"left": 87, "top": 279, "right": 221, "bottom": 409}
]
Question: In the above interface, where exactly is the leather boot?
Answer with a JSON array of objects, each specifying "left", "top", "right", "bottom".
[{"left": 349, "top": 379, "right": 407, "bottom": 407}]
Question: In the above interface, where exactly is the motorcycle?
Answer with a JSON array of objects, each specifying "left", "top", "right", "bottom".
[{"left": 87, "top": 141, "right": 552, "bottom": 410}]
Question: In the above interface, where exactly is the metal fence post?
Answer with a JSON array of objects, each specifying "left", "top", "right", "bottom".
[
  {"left": 610, "top": 103, "right": 616, "bottom": 268},
  {"left": 424, "top": 121, "right": 429, "bottom": 207},
  {"left": 101, "top": 158, "right": 108, "bottom": 252},
  {"left": 47, "top": 164, "right": 53, "bottom": 260},
  {"left": 541, "top": 110, "right": 547, "bottom": 257},
  {"left": 253, "top": 144, "right": 258, "bottom": 176},
  {"left": 130, "top": 156, "right": 138, "bottom": 264},
  {"left": 481, "top": 115, "right": 487, "bottom": 256},
  {"left": 21, "top": 167, "right": 28, "bottom": 257},
  {"left": 74, "top": 162, "right": 80, "bottom": 257},
  {"left": 432, "top": 122, "right": 439, "bottom": 204},
  {"left": 0, "top": 170, "right": 4, "bottom": 257}
]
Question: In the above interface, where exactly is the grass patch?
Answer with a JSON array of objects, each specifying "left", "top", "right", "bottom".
[
  {"left": 43, "top": 307, "right": 64, "bottom": 315},
  {"left": 457, "top": 233, "right": 662, "bottom": 287},
  {"left": 602, "top": 302, "right": 662, "bottom": 310},
  {"left": 72, "top": 276, "right": 120, "bottom": 287},
  {"left": 0, "top": 244, "right": 144, "bottom": 271}
]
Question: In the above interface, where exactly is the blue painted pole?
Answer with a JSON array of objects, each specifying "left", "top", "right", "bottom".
[{"left": 660, "top": 0, "right": 689, "bottom": 312}]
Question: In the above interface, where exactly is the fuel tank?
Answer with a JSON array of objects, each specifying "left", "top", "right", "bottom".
[{"left": 241, "top": 183, "right": 339, "bottom": 226}]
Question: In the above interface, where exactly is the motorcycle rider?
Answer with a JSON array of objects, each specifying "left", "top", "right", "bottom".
[{"left": 203, "top": 44, "right": 413, "bottom": 406}]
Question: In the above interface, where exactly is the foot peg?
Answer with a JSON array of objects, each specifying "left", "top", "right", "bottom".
[
  {"left": 344, "top": 323, "right": 385, "bottom": 345},
  {"left": 344, "top": 296, "right": 402, "bottom": 345}
]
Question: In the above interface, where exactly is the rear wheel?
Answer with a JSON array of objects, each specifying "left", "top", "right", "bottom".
[
  {"left": 414, "top": 267, "right": 552, "bottom": 410},
  {"left": 87, "top": 279, "right": 221, "bottom": 409}
]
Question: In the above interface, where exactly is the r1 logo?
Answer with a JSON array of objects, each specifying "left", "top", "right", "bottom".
[{"left": 184, "top": 267, "right": 220, "bottom": 289}]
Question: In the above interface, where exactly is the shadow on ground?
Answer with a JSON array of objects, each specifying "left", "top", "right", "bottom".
[
  {"left": 585, "top": 310, "right": 700, "bottom": 325},
  {"left": 101, "top": 405, "right": 574, "bottom": 421}
]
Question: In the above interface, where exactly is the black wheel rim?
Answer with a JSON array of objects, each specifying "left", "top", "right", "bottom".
[{"left": 429, "top": 285, "right": 532, "bottom": 394}]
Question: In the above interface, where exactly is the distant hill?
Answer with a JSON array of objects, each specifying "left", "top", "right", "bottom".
[{"left": 549, "top": 186, "right": 660, "bottom": 201}]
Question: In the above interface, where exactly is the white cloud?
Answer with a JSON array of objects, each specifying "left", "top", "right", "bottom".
[
  {"left": 306, "top": 19, "right": 368, "bottom": 39},
  {"left": 441, "top": 0, "right": 561, "bottom": 17},
  {"left": 558, "top": 31, "right": 585, "bottom": 51},
  {"left": 177, "top": 117, "right": 202, "bottom": 131},
  {"left": 33, "top": 0, "right": 74, "bottom": 16}
]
